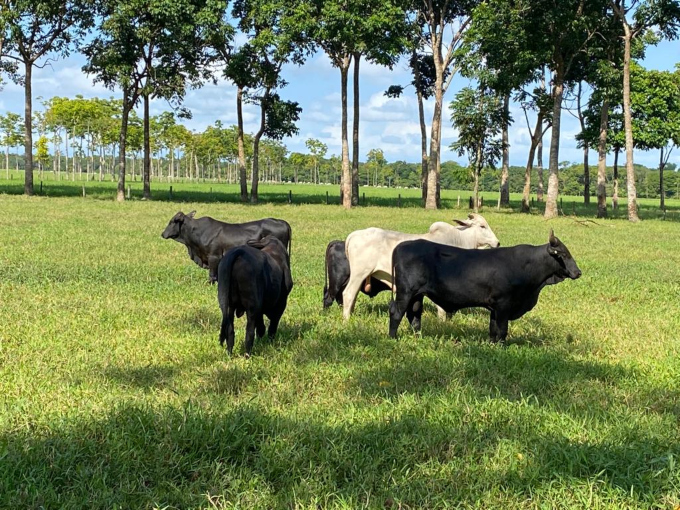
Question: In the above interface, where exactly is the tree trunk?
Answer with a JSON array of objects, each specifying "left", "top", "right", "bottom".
[
  {"left": 5, "top": 145, "right": 9, "bottom": 179},
  {"left": 521, "top": 112, "right": 544, "bottom": 212},
  {"left": 622, "top": 27, "right": 639, "bottom": 221},
  {"left": 351, "top": 53, "right": 360, "bottom": 205},
  {"left": 474, "top": 144, "right": 482, "bottom": 213},
  {"left": 613, "top": 150, "right": 619, "bottom": 210},
  {"left": 340, "top": 55, "right": 352, "bottom": 209},
  {"left": 544, "top": 74, "right": 565, "bottom": 219},
  {"left": 117, "top": 91, "right": 131, "bottom": 202},
  {"left": 659, "top": 147, "right": 665, "bottom": 210},
  {"left": 412, "top": 51, "right": 429, "bottom": 203},
  {"left": 426, "top": 85, "right": 443, "bottom": 210},
  {"left": 537, "top": 138, "right": 544, "bottom": 202},
  {"left": 23, "top": 61, "right": 34, "bottom": 195},
  {"left": 143, "top": 92, "right": 151, "bottom": 199},
  {"left": 596, "top": 98, "right": 609, "bottom": 218},
  {"left": 251, "top": 90, "right": 269, "bottom": 204},
  {"left": 425, "top": 31, "right": 445, "bottom": 210},
  {"left": 499, "top": 93, "right": 510, "bottom": 207},
  {"left": 236, "top": 86, "right": 248, "bottom": 201}
]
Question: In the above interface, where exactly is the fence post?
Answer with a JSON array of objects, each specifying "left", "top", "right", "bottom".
[
  {"left": 531, "top": 197, "right": 534, "bottom": 208},
  {"left": 326, "top": 191, "right": 329, "bottom": 205},
  {"left": 469, "top": 196, "right": 473, "bottom": 209},
  {"left": 457, "top": 195, "right": 460, "bottom": 208},
  {"left": 362, "top": 192, "right": 365, "bottom": 205},
  {"left": 480, "top": 196, "right": 484, "bottom": 208},
  {"left": 560, "top": 197, "right": 563, "bottom": 210},
  {"left": 169, "top": 185, "right": 173, "bottom": 200},
  {"left": 398, "top": 194, "right": 402, "bottom": 207},
  {"left": 127, "top": 185, "right": 131, "bottom": 199},
  {"left": 82, "top": 186, "right": 86, "bottom": 198},
  {"left": 288, "top": 190, "right": 292, "bottom": 203},
  {"left": 40, "top": 181, "right": 43, "bottom": 194}
]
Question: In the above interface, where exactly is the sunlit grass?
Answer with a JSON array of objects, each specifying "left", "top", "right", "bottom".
[{"left": 1, "top": 180, "right": 679, "bottom": 508}]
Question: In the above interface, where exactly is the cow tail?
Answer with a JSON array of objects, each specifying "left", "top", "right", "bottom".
[
  {"left": 324, "top": 241, "right": 333, "bottom": 293},
  {"left": 218, "top": 249, "right": 238, "bottom": 313},
  {"left": 391, "top": 250, "right": 396, "bottom": 302},
  {"left": 288, "top": 223, "right": 292, "bottom": 259}
]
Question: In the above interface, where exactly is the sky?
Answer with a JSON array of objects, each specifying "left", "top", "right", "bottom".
[{"left": 0, "top": 38, "right": 679, "bottom": 168}]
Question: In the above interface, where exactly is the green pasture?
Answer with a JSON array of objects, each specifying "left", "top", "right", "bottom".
[{"left": 1, "top": 177, "right": 680, "bottom": 508}]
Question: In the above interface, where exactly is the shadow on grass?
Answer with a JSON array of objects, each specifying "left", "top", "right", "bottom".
[
  {"left": 4, "top": 178, "right": 679, "bottom": 221},
  {"left": 2, "top": 402, "right": 678, "bottom": 508}
]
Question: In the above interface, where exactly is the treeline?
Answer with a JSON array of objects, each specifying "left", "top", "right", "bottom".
[{"left": 1, "top": 0, "right": 679, "bottom": 220}]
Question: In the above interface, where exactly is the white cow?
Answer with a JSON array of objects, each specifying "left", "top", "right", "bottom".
[{"left": 342, "top": 213, "right": 500, "bottom": 320}]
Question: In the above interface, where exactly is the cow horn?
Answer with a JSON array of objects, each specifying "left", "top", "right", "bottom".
[
  {"left": 453, "top": 219, "right": 470, "bottom": 227},
  {"left": 467, "top": 213, "right": 476, "bottom": 220}
]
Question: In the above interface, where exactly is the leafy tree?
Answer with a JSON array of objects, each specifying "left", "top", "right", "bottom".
[
  {"left": 386, "top": 52, "right": 440, "bottom": 201},
  {"left": 410, "top": 0, "right": 480, "bottom": 209},
  {"left": 305, "top": 138, "right": 327, "bottom": 184},
  {"left": 630, "top": 63, "right": 680, "bottom": 209},
  {"left": 1, "top": 0, "right": 95, "bottom": 195},
  {"left": 34, "top": 134, "right": 49, "bottom": 173},
  {"left": 611, "top": 0, "right": 680, "bottom": 220},
  {"left": 0, "top": 111, "right": 23, "bottom": 178},
  {"left": 309, "top": 0, "right": 406, "bottom": 208},
  {"left": 449, "top": 85, "right": 506, "bottom": 213}
]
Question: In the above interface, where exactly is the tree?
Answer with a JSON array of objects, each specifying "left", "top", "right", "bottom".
[
  {"left": 310, "top": 0, "right": 406, "bottom": 209},
  {"left": 386, "top": 52, "right": 439, "bottom": 201},
  {"left": 414, "top": 0, "right": 479, "bottom": 209},
  {"left": 449, "top": 85, "right": 506, "bottom": 213},
  {"left": 630, "top": 63, "right": 680, "bottom": 209},
  {"left": 366, "top": 148, "right": 386, "bottom": 186},
  {"left": 233, "top": 0, "right": 309, "bottom": 203},
  {"left": 305, "top": 138, "right": 327, "bottom": 184},
  {"left": 34, "top": 134, "right": 49, "bottom": 173},
  {"left": 84, "top": 0, "right": 227, "bottom": 201},
  {"left": 521, "top": 0, "right": 609, "bottom": 219},
  {"left": 1, "top": 0, "right": 95, "bottom": 195},
  {"left": 610, "top": 0, "right": 680, "bottom": 221},
  {"left": 0, "top": 111, "right": 23, "bottom": 178}
]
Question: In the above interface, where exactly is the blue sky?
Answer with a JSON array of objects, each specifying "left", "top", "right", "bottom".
[{"left": 0, "top": 38, "right": 678, "bottom": 168}]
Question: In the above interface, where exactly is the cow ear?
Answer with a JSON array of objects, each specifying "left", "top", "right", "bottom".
[
  {"left": 467, "top": 213, "right": 476, "bottom": 220},
  {"left": 453, "top": 219, "right": 471, "bottom": 228},
  {"left": 187, "top": 210, "right": 196, "bottom": 219}
]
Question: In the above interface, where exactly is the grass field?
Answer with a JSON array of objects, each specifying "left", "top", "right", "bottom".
[{"left": 1, "top": 177, "right": 680, "bottom": 508}]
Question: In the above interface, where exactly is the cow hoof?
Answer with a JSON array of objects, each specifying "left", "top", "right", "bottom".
[{"left": 244, "top": 352, "right": 251, "bottom": 360}]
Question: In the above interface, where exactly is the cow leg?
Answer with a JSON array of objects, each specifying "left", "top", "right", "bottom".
[
  {"left": 389, "top": 294, "right": 411, "bottom": 338},
  {"left": 342, "top": 272, "right": 366, "bottom": 320},
  {"left": 267, "top": 312, "right": 282, "bottom": 339},
  {"left": 489, "top": 312, "right": 509, "bottom": 343},
  {"left": 406, "top": 296, "right": 424, "bottom": 332},
  {"left": 208, "top": 256, "right": 220, "bottom": 284},
  {"left": 244, "top": 313, "right": 258, "bottom": 358},
  {"left": 489, "top": 311, "right": 499, "bottom": 342},
  {"left": 496, "top": 317, "right": 509, "bottom": 343},
  {"left": 256, "top": 316, "right": 266, "bottom": 338}
]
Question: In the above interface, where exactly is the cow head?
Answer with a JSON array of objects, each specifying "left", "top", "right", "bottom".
[
  {"left": 546, "top": 230, "right": 582, "bottom": 280},
  {"left": 161, "top": 210, "right": 196, "bottom": 240},
  {"left": 453, "top": 213, "right": 500, "bottom": 249}
]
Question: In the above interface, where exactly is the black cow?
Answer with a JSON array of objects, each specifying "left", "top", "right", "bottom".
[
  {"left": 323, "top": 240, "right": 390, "bottom": 309},
  {"left": 217, "top": 236, "right": 293, "bottom": 357},
  {"left": 161, "top": 211, "right": 292, "bottom": 283},
  {"left": 388, "top": 230, "right": 581, "bottom": 342}
]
